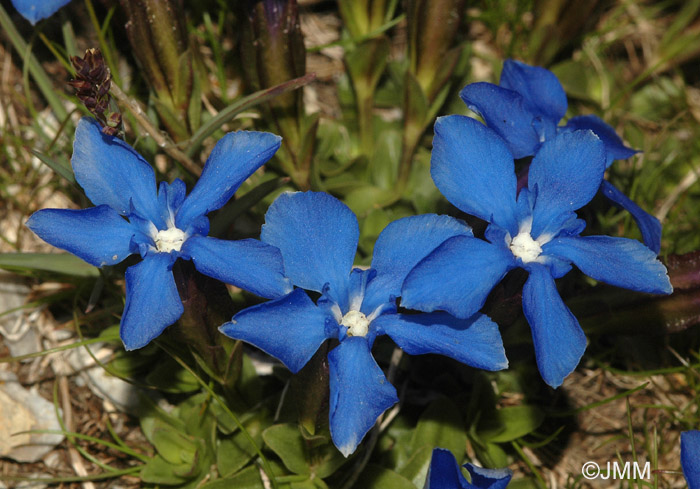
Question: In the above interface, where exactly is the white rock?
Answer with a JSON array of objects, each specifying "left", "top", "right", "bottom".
[
  {"left": 65, "top": 343, "right": 140, "bottom": 413},
  {"left": 0, "top": 371, "right": 64, "bottom": 462},
  {"left": 0, "top": 274, "right": 42, "bottom": 359}
]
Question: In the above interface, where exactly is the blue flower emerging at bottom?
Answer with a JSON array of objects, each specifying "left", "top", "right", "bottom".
[
  {"left": 220, "top": 191, "right": 508, "bottom": 456},
  {"left": 27, "top": 118, "right": 291, "bottom": 350},
  {"left": 682, "top": 431, "right": 700, "bottom": 489},
  {"left": 424, "top": 449, "right": 512, "bottom": 489}
]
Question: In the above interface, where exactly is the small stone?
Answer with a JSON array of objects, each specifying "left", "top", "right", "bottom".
[
  {"left": 0, "top": 274, "right": 42, "bottom": 359},
  {"left": 0, "top": 371, "right": 64, "bottom": 462},
  {"left": 65, "top": 344, "right": 140, "bottom": 413}
]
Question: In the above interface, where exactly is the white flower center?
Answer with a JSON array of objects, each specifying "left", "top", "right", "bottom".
[
  {"left": 509, "top": 230, "right": 542, "bottom": 263},
  {"left": 154, "top": 226, "right": 187, "bottom": 253},
  {"left": 341, "top": 310, "right": 370, "bottom": 338}
]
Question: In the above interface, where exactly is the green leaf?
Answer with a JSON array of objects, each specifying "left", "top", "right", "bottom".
[
  {"left": 31, "top": 150, "right": 75, "bottom": 183},
  {"left": 309, "top": 443, "right": 347, "bottom": 479},
  {"left": 151, "top": 427, "right": 198, "bottom": 465},
  {"left": 474, "top": 441, "right": 509, "bottom": 469},
  {"left": 403, "top": 71, "right": 429, "bottom": 132},
  {"left": 201, "top": 466, "right": 265, "bottom": 489},
  {"left": 145, "top": 358, "right": 200, "bottom": 394},
  {"left": 358, "top": 208, "right": 393, "bottom": 256},
  {"left": 477, "top": 405, "right": 545, "bottom": 443},
  {"left": 344, "top": 185, "right": 395, "bottom": 217},
  {"left": 139, "top": 396, "right": 188, "bottom": 445},
  {"left": 397, "top": 445, "right": 433, "bottom": 488},
  {"left": 140, "top": 455, "right": 189, "bottom": 485},
  {"left": 508, "top": 478, "right": 541, "bottom": 489},
  {"left": 315, "top": 120, "right": 356, "bottom": 171},
  {"left": 406, "top": 147, "right": 440, "bottom": 214},
  {"left": 410, "top": 397, "right": 466, "bottom": 459},
  {"left": 217, "top": 414, "right": 265, "bottom": 477},
  {"left": 217, "top": 436, "right": 255, "bottom": 478},
  {"left": 290, "top": 480, "right": 317, "bottom": 489},
  {"left": 0, "top": 253, "right": 99, "bottom": 277},
  {"left": 262, "top": 424, "right": 309, "bottom": 475},
  {"left": 345, "top": 37, "right": 390, "bottom": 97},
  {"left": 370, "top": 129, "right": 402, "bottom": 189},
  {"left": 355, "top": 464, "right": 417, "bottom": 489}
]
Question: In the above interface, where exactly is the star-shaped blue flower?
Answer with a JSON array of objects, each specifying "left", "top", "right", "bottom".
[
  {"left": 460, "top": 59, "right": 662, "bottom": 253},
  {"left": 682, "top": 431, "right": 700, "bottom": 489},
  {"left": 27, "top": 117, "right": 291, "bottom": 350},
  {"left": 424, "top": 448, "right": 512, "bottom": 489},
  {"left": 10, "top": 0, "right": 71, "bottom": 24},
  {"left": 401, "top": 118, "right": 672, "bottom": 388},
  {"left": 220, "top": 191, "right": 508, "bottom": 456}
]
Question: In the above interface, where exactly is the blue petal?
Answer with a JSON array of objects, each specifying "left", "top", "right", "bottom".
[
  {"left": 543, "top": 236, "right": 672, "bottom": 294},
  {"left": 562, "top": 115, "right": 637, "bottom": 168},
  {"left": 464, "top": 464, "right": 513, "bottom": 489},
  {"left": 424, "top": 449, "right": 469, "bottom": 489},
  {"left": 401, "top": 236, "right": 515, "bottom": 319},
  {"left": 26, "top": 206, "right": 141, "bottom": 268},
  {"left": 500, "top": 59, "right": 567, "bottom": 129},
  {"left": 176, "top": 131, "right": 281, "bottom": 228},
  {"left": 529, "top": 130, "right": 606, "bottom": 238},
  {"left": 220, "top": 289, "right": 333, "bottom": 373},
  {"left": 328, "top": 337, "right": 398, "bottom": 456},
  {"left": 157, "top": 179, "right": 187, "bottom": 228},
  {"left": 71, "top": 118, "right": 163, "bottom": 227},
  {"left": 10, "top": 0, "right": 71, "bottom": 24},
  {"left": 121, "top": 253, "right": 183, "bottom": 350},
  {"left": 363, "top": 214, "right": 473, "bottom": 313},
  {"left": 431, "top": 116, "right": 519, "bottom": 234},
  {"left": 459, "top": 82, "right": 541, "bottom": 159},
  {"left": 522, "top": 264, "right": 586, "bottom": 388},
  {"left": 600, "top": 180, "right": 661, "bottom": 254},
  {"left": 181, "top": 235, "right": 292, "bottom": 299},
  {"left": 373, "top": 312, "right": 508, "bottom": 371},
  {"left": 261, "top": 191, "right": 358, "bottom": 304},
  {"left": 682, "top": 431, "right": 700, "bottom": 489}
]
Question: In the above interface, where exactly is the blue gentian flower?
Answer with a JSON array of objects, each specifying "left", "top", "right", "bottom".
[
  {"left": 10, "top": 0, "right": 71, "bottom": 24},
  {"left": 401, "top": 118, "right": 673, "bottom": 388},
  {"left": 424, "top": 448, "right": 512, "bottom": 489},
  {"left": 27, "top": 117, "right": 291, "bottom": 350},
  {"left": 220, "top": 191, "right": 508, "bottom": 456},
  {"left": 460, "top": 59, "right": 662, "bottom": 253},
  {"left": 682, "top": 431, "right": 700, "bottom": 489}
]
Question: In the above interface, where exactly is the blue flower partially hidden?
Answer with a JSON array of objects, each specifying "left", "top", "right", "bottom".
[
  {"left": 27, "top": 118, "right": 291, "bottom": 350},
  {"left": 424, "top": 448, "right": 512, "bottom": 489},
  {"left": 682, "top": 430, "right": 700, "bottom": 489},
  {"left": 460, "top": 59, "right": 661, "bottom": 253},
  {"left": 220, "top": 191, "right": 508, "bottom": 456},
  {"left": 401, "top": 118, "right": 672, "bottom": 388},
  {"left": 11, "top": 0, "right": 71, "bottom": 24}
]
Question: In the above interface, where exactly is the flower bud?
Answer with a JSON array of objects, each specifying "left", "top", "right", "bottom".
[
  {"left": 239, "top": 0, "right": 306, "bottom": 145},
  {"left": 120, "top": 0, "right": 197, "bottom": 140},
  {"left": 407, "top": 0, "right": 466, "bottom": 102},
  {"left": 68, "top": 48, "right": 122, "bottom": 137}
]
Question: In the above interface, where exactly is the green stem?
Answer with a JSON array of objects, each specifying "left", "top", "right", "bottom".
[
  {"left": 395, "top": 125, "right": 422, "bottom": 197},
  {"left": 356, "top": 86, "right": 375, "bottom": 156}
]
